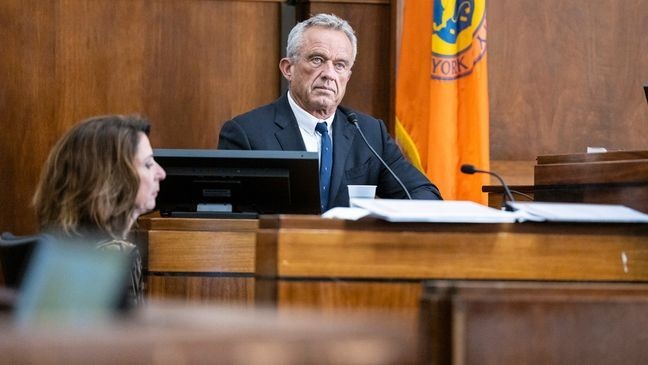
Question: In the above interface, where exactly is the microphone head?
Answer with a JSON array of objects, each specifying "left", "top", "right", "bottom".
[
  {"left": 460, "top": 164, "right": 476, "bottom": 174},
  {"left": 346, "top": 112, "right": 358, "bottom": 124}
]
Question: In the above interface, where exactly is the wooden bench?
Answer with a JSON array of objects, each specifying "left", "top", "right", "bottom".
[{"left": 420, "top": 280, "right": 648, "bottom": 364}]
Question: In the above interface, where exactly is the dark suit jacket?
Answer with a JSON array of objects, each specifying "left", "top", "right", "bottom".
[{"left": 218, "top": 94, "right": 442, "bottom": 209}]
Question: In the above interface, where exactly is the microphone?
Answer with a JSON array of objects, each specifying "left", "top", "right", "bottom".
[
  {"left": 460, "top": 164, "right": 516, "bottom": 211},
  {"left": 345, "top": 110, "right": 412, "bottom": 200}
]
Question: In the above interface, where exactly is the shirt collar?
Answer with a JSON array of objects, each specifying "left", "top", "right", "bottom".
[{"left": 287, "top": 91, "right": 335, "bottom": 135}]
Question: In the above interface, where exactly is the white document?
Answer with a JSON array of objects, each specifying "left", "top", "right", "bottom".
[
  {"left": 325, "top": 199, "right": 648, "bottom": 224},
  {"left": 347, "top": 199, "right": 519, "bottom": 223},
  {"left": 322, "top": 207, "right": 371, "bottom": 220},
  {"left": 508, "top": 202, "right": 648, "bottom": 223}
]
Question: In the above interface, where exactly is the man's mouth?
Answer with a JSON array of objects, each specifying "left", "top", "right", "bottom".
[{"left": 314, "top": 86, "right": 335, "bottom": 93}]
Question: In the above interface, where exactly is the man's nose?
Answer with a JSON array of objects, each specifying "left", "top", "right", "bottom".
[{"left": 320, "top": 61, "right": 337, "bottom": 79}]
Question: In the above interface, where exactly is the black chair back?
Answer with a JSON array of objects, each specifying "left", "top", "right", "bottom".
[{"left": 0, "top": 232, "right": 41, "bottom": 289}]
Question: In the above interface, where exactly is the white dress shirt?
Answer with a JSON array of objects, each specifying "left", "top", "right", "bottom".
[{"left": 287, "top": 91, "right": 334, "bottom": 163}]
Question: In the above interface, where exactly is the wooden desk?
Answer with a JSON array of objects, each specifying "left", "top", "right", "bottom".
[
  {"left": 255, "top": 215, "right": 648, "bottom": 329},
  {"left": 482, "top": 184, "right": 534, "bottom": 209},
  {"left": 484, "top": 151, "right": 648, "bottom": 212},
  {"left": 0, "top": 303, "right": 416, "bottom": 365},
  {"left": 137, "top": 213, "right": 257, "bottom": 305},
  {"left": 420, "top": 280, "right": 648, "bottom": 365},
  {"left": 534, "top": 150, "right": 648, "bottom": 212}
]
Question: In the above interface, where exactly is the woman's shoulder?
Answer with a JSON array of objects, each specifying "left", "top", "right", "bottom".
[{"left": 95, "top": 238, "right": 137, "bottom": 253}]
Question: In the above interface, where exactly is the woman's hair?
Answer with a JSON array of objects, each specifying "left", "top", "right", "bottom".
[{"left": 33, "top": 115, "right": 151, "bottom": 239}]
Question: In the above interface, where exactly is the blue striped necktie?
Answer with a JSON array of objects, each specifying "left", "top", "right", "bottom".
[{"left": 315, "top": 122, "right": 332, "bottom": 212}]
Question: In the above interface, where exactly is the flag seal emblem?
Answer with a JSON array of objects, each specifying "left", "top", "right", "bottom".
[{"left": 431, "top": 0, "right": 486, "bottom": 80}]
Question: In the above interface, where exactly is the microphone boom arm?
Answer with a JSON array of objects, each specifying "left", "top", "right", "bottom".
[
  {"left": 346, "top": 112, "right": 412, "bottom": 200},
  {"left": 460, "top": 164, "right": 516, "bottom": 211}
]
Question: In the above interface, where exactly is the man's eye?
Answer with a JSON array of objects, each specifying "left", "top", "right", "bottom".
[
  {"left": 335, "top": 63, "right": 347, "bottom": 71},
  {"left": 310, "top": 57, "right": 323, "bottom": 65}
]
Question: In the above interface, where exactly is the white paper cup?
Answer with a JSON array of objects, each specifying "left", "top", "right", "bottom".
[{"left": 348, "top": 185, "right": 377, "bottom": 206}]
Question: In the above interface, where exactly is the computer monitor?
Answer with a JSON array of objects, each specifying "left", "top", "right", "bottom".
[{"left": 154, "top": 149, "right": 321, "bottom": 217}]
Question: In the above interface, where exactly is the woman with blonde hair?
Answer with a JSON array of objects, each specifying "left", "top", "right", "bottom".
[{"left": 33, "top": 115, "right": 166, "bottom": 305}]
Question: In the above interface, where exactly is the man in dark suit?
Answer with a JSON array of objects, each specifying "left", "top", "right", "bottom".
[{"left": 218, "top": 13, "right": 442, "bottom": 211}]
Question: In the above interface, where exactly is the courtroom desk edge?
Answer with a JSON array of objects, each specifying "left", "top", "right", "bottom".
[
  {"left": 534, "top": 161, "right": 648, "bottom": 185},
  {"left": 138, "top": 211, "right": 258, "bottom": 232},
  {"left": 537, "top": 150, "right": 648, "bottom": 164},
  {"left": 259, "top": 214, "right": 648, "bottom": 236},
  {"left": 422, "top": 280, "right": 648, "bottom": 297},
  {"left": 256, "top": 215, "right": 648, "bottom": 282}
]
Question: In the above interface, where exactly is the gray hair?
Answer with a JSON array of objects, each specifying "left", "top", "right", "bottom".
[{"left": 286, "top": 13, "right": 358, "bottom": 64}]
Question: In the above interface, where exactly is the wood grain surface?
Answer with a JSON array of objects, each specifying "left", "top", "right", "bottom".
[
  {"left": 0, "top": 303, "right": 417, "bottom": 365},
  {"left": 260, "top": 223, "right": 648, "bottom": 281},
  {"left": 2, "top": 0, "right": 646, "bottom": 236},
  {"left": 139, "top": 214, "right": 257, "bottom": 303},
  {"left": 0, "top": 0, "right": 282, "bottom": 234},
  {"left": 420, "top": 281, "right": 648, "bottom": 365},
  {"left": 255, "top": 215, "right": 648, "bottom": 344}
]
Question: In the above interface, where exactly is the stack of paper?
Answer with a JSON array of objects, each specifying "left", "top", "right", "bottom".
[
  {"left": 508, "top": 202, "right": 648, "bottom": 223},
  {"left": 325, "top": 200, "right": 518, "bottom": 223},
  {"left": 322, "top": 199, "right": 648, "bottom": 224}
]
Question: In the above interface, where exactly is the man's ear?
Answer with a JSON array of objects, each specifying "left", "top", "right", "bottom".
[{"left": 279, "top": 58, "right": 293, "bottom": 81}]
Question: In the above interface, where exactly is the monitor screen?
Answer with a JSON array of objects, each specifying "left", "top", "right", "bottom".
[{"left": 154, "top": 149, "right": 321, "bottom": 217}]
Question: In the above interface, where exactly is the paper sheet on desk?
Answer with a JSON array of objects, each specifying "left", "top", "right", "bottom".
[
  {"left": 322, "top": 207, "right": 371, "bottom": 220},
  {"left": 509, "top": 202, "right": 648, "bottom": 223},
  {"left": 325, "top": 200, "right": 648, "bottom": 224},
  {"left": 346, "top": 199, "right": 519, "bottom": 223}
]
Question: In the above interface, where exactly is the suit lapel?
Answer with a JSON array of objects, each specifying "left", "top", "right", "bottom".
[
  {"left": 273, "top": 94, "right": 307, "bottom": 151},
  {"left": 329, "top": 108, "right": 356, "bottom": 204}
]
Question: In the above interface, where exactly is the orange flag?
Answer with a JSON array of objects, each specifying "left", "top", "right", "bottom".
[{"left": 396, "top": 0, "right": 489, "bottom": 203}]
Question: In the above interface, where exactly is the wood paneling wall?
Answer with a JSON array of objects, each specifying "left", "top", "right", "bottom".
[
  {"left": 488, "top": 0, "right": 648, "bottom": 159},
  {"left": 1, "top": 0, "right": 646, "bottom": 234},
  {"left": 0, "top": 0, "right": 283, "bottom": 234},
  {"left": 296, "top": 0, "right": 395, "bottom": 124}
]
